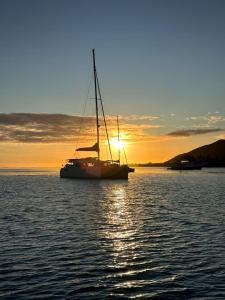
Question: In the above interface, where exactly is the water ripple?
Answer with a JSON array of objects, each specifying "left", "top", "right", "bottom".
[{"left": 0, "top": 168, "right": 225, "bottom": 299}]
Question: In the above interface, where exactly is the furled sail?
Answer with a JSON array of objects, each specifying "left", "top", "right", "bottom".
[{"left": 76, "top": 142, "right": 99, "bottom": 152}]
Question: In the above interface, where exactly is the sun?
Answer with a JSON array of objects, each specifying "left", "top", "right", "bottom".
[{"left": 110, "top": 137, "right": 126, "bottom": 150}]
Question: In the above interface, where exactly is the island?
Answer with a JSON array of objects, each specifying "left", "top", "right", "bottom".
[{"left": 134, "top": 139, "right": 225, "bottom": 168}]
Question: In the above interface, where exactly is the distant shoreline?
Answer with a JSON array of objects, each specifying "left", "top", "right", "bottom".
[
  {"left": 131, "top": 164, "right": 225, "bottom": 168},
  {"left": 1, "top": 165, "right": 225, "bottom": 169}
]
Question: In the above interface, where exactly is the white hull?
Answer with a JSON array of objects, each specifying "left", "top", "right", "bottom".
[{"left": 60, "top": 164, "right": 131, "bottom": 179}]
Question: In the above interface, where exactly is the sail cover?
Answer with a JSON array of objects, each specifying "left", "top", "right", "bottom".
[{"left": 76, "top": 142, "right": 99, "bottom": 152}]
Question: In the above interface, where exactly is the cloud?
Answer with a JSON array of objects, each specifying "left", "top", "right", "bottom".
[
  {"left": 0, "top": 113, "right": 96, "bottom": 143},
  {"left": 119, "top": 114, "right": 160, "bottom": 122},
  {"left": 187, "top": 112, "right": 225, "bottom": 124},
  {"left": 0, "top": 113, "right": 161, "bottom": 144},
  {"left": 167, "top": 128, "right": 223, "bottom": 137}
]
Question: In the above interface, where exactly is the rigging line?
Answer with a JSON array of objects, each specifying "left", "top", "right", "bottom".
[
  {"left": 117, "top": 115, "right": 120, "bottom": 165},
  {"left": 74, "top": 71, "right": 93, "bottom": 154},
  {"left": 123, "top": 147, "right": 128, "bottom": 165},
  {"left": 96, "top": 71, "right": 113, "bottom": 162}
]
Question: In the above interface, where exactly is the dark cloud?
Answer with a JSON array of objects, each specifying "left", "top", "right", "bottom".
[
  {"left": 0, "top": 113, "right": 94, "bottom": 126},
  {"left": 0, "top": 113, "right": 162, "bottom": 143},
  {"left": 167, "top": 128, "right": 223, "bottom": 137},
  {"left": 0, "top": 113, "right": 97, "bottom": 143}
]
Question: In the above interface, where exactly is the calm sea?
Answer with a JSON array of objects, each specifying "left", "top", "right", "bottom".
[{"left": 0, "top": 167, "right": 225, "bottom": 299}]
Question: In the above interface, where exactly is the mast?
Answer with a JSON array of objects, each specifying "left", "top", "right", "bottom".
[
  {"left": 117, "top": 115, "right": 120, "bottom": 164},
  {"left": 92, "top": 49, "right": 100, "bottom": 160}
]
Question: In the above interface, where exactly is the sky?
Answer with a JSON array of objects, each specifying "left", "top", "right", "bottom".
[{"left": 0, "top": 0, "right": 225, "bottom": 166}]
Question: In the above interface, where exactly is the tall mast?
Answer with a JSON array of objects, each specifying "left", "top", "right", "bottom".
[
  {"left": 117, "top": 115, "right": 120, "bottom": 164},
  {"left": 92, "top": 49, "right": 100, "bottom": 160}
]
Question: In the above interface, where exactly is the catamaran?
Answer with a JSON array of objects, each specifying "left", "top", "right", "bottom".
[{"left": 60, "top": 49, "right": 134, "bottom": 179}]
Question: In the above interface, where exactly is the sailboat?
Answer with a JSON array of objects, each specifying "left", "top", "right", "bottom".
[{"left": 60, "top": 49, "right": 134, "bottom": 179}]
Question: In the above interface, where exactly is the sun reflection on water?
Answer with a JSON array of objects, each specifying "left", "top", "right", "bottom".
[
  {"left": 95, "top": 182, "right": 179, "bottom": 296},
  {"left": 98, "top": 183, "right": 144, "bottom": 271}
]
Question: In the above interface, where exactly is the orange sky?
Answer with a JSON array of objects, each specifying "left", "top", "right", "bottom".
[
  {"left": 0, "top": 134, "right": 222, "bottom": 168},
  {"left": 0, "top": 113, "right": 224, "bottom": 167}
]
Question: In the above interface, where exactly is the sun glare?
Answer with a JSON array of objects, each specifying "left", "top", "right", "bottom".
[{"left": 110, "top": 137, "right": 127, "bottom": 150}]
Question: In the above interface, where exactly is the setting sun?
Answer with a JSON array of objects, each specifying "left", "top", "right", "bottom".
[{"left": 110, "top": 137, "right": 127, "bottom": 150}]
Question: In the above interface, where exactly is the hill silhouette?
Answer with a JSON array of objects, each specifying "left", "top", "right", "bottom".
[{"left": 165, "top": 139, "right": 225, "bottom": 167}]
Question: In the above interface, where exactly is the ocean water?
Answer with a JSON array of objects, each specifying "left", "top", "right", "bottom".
[{"left": 0, "top": 167, "right": 225, "bottom": 299}]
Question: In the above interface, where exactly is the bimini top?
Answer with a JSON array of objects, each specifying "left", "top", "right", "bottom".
[{"left": 66, "top": 157, "right": 120, "bottom": 165}]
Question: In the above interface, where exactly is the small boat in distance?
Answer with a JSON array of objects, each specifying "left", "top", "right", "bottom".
[
  {"left": 60, "top": 49, "right": 134, "bottom": 179},
  {"left": 168, "top": 160, "right": 202, "bottom": 170}
]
